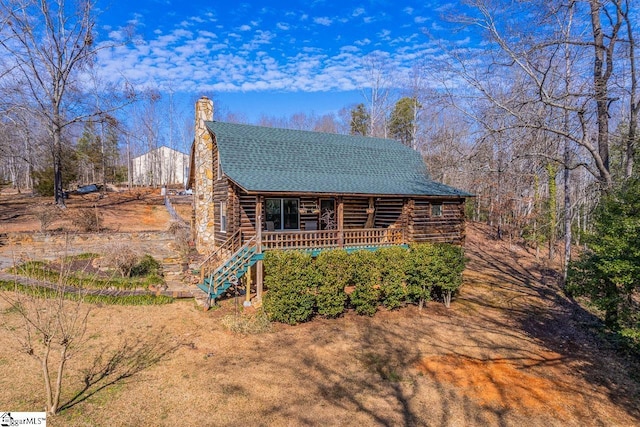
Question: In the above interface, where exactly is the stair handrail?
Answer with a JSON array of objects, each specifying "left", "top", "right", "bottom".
[
  {"left": 206, "top": 235, "right": 258, "bottom": 302},
  {"left": 199, "top": 229, "right": 242, "bottom": 281}
]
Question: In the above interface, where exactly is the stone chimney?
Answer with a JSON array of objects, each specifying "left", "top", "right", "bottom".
[{"left": 193, "top": 96, "right": 215, "bottom": 252}]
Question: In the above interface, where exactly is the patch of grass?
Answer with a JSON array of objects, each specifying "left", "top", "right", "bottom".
[
  {"left": 63, "top": 253, "right": 100, "bottom": 262},
  {"left": 220, "top": 309, "right": 272, "bottom": 334},
  {"left": 9, "top": 259, "right": 163, "bottom": 291},
  {"left": 0, "top": 280, "right": 173, "bottom": 305}
]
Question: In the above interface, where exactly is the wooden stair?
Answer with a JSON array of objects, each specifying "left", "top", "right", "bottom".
[{"left": 196, "top": 235, "right": 262, "bottom": 305}]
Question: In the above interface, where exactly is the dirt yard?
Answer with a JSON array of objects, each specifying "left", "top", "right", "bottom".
[
  {"left": 0, "top": 192, "right": 639, "bottom": 426},
  {"left": 0, "top": 188, "right": 192, "bottom": 233}
]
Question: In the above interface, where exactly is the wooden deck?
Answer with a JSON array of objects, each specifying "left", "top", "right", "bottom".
[{"left": 261, "top": 228, "right": 405, "bottom": 250}]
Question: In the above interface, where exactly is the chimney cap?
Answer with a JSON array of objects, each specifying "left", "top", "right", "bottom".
[{"left": 200, "top": 95, "right": 209, "bottom": 100}]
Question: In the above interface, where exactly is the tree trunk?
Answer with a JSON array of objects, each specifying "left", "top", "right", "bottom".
[
  {"left": 563, "top": 161, "right": 571, "bottom": 285},
  {"left": 604, "top": 280, "right": 619, "bottom": 329},
  {"left": 590, "top": 1, "right": 610, "bottom": 176},
  {"left": 42, "top": 343, "right": 54, "bottom": 415},
  {"left": 51, "top": 346, "right": 68, "bottom": 415},
  {"left": 444, "top": 290, "right": 452, "bottom": 308},
  {"left": 53, "top": 140, "right": 65, "bottom": 206},
  {"left": 547, "top": 163, "right": 557, "bottom": 260},
  {"left": 623, "top": 0, "right": 638, "bottom": 179}
]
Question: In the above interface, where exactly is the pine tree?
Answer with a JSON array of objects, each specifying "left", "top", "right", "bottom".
[
  {"left": 350, "top": 104, "right": 370, "bottom": 136},
  {"left": 388, "top": 97, "right": 420, "bottom": 148}
]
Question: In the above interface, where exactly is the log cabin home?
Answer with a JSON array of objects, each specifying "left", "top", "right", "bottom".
[{"left": 187, "top": 96, "right": 471, "bottom": 306}]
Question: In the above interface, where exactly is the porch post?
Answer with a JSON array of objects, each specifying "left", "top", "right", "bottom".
[
  {"left": 245, "top": 265, "right": 253, "bottom": 306},
  {"left": 406, "top": 199, "right": 415, "bottom": 244},
  {"left": 255, "top": 196, "right": 264, "bottom": 302},
  {"left": 337, "top": 197, "right": 344, "bottom": 248}
]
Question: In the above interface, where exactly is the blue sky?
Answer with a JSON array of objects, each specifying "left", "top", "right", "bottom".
[{"left": 94, "top": 0, "right": 467, "bottom": 121}]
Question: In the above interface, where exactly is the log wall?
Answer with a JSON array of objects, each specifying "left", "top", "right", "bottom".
[
  {"left": 374, "top": 198, "right": 405, "bottom": 229},
  {"left": 409, "top": 199, "right": 465, "bottom": 244},
  {"left": 209, "top": 191, "right": 467, "bottom": 248},
  {"left": 343, "top": 198, "right": 368, "bottom": 229}
]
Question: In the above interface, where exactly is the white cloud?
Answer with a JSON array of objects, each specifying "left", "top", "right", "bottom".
[
  {"left": 363, "top": 16, "right": 374, "bottom": 24},
  {"left": 354, "top": 38, "right": 371, "bottom": 46},
  {"left": 378, "top": 30, "right": 391, "bottom": 40},
  {"left": 199, "top": 31, "right": 218, "bottom": 39},
  {"left": 94, "top": 8, "right": 452, "bottom": 98},
  {"left": 313, "top": 17, "right": 332, "bottom": 26},
  {"left": 435, "top": 3, "right": 455, "bottom": 13},
  {"left": 403, "top": 7, "right": 414, "bottom": 15},
  {"left": 109, "top": 30, "right": 125, "bottom": 41},
  {"left": 353, "top": 8, "right": 365, "bottom": 17},
  {"left": 414, "top": 16, "right": 428, "bottom": 24}
]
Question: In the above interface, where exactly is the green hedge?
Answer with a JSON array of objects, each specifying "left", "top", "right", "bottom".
[
  {"left": 262, "top": 243, "right": 467, "bottom": 324},
  {"left": 349, "top": 250, "right": 382, "bottom": 316},
  {"left": 262, "top": 251, "right": 317, "bottom": 325},
  {"left": 314, "top": 250, "right": 350, "bottom": 318}
]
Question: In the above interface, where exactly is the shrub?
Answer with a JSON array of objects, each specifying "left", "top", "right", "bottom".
[
  {"left": 406, "top": 243, "right": 466, "bottom": 309},
  {"left": 430, "top": 244, "right": 466, "bottom": 308},
  {"left": 406, "top": 243, "right": 436, "bottom": 310},
  {"left": 104, "top": 244, "right": 139, "bottom": 278},
  {"left": 313, "top": 250, "right": 350, "bottom": 318},
  {"left": 349, "top": 250, "right": 381, "bottom": 316},
  {"left": 168, "top": 221, "right": 192, "bottom": 260},
  {"left": 130, "top": 254, "right": 161, "bottom": 277},
  {"left": 376, "top": 246, "right": 409, "bottom": 310},
  {"left": 263, "top": 251, "right": 317, "bottom": 324},
  {"left": 34, "top": 205, "right": 59, "bottom": 232},
  {"left": 74, "top": 207, "right": 103, "bottom": 232}
]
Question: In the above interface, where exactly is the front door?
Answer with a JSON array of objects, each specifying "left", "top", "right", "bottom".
[{"left": 319, "top": 198, "right": 336, "bottom": 230}]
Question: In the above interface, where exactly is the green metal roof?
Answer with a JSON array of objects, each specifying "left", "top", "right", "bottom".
[{"left": 206, "top": 121, "right": 471, "bottom": 197}]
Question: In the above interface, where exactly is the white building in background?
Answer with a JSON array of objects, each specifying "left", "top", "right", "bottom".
[{"left": 132, "top": 146, "right": 189, "bottom": 186}]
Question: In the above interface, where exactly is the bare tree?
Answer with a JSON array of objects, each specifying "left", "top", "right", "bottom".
[
  {"left": 360, "top": 51, "right": 394, "bottom": 137},
  {"left": 2, "top": 282, "right": 90, "bottom": 415},
  {"left": 0, "top": 0, "right": 133, "bottom": 205}
]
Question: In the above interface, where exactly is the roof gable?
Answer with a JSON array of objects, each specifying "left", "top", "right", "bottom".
[{"left": 206, "top": 121, "right": 470, "bottom": 197}]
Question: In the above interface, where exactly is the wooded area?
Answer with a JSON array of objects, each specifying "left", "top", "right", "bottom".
[{"left": 0, "top": 1, "right": 639, "bottom": 340}]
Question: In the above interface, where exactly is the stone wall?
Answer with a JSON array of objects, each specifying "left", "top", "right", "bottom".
[
  {"left": 193, "top": 96, "right": 216, "bottom": 253},
  {"left": 0, "top": 231, "right": 176, "bottom": 269}
]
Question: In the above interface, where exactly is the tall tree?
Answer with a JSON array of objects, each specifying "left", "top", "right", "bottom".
[
  {"left": 350, "top": 103, "right": 369, "bottom": 136},
  {"left": 568, "top": 177, "right": 640, "bottom": 330},
  {"left": 0, "top": 0, "right": 131, "bottom": 205},
  {"left": 389, "top": 97, "right": 421, "bottom": 148},
  {"left": 360, "top": 51, "right": 393, "bottom": 137},
  {"left": 431, "top": 0, "right": 638, "bottom": 263}
]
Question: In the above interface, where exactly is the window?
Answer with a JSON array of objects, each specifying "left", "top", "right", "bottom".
[
  {"left": 431, "top": 203, "right": 442, "bottom": 217},
  {"left": 220, "top": 201, "right": 227, "bottom": 232},
  {"left": 216, "top": 153, "right": 222, "bottom": 180},
  {"left": 265, "top": 198, "right": 299, "bottom": 230}
]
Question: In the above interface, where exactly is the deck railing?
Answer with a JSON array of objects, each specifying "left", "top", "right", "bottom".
[
  {"left": 261, "top": 228, "right": 405, "bottom": 251},
  {"left": 199, "top": 229, "right": 243, "bottom": 281}
]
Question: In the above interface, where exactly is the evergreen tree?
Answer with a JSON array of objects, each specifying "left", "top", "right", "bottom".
[
  {"left": 568, "top": 178, "right": 640, "bottom": 331},
  {"left": 388, "top": 97, "right": 420, "bottom": 148},
  {"left": 350, "top": 103, "right": 370, "bottom": 136}
]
